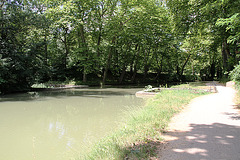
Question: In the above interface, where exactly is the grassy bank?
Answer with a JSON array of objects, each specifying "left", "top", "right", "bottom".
[
  {"left": 234, "top": 82, "right": 240, "bottom": 107},
  {"left": 79, "top": 89, "right": 209, "bottom": 159}
]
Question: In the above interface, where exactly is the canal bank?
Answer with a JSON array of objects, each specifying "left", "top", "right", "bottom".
[{"left": 83, "top": 87, "right": 209, "bottom": 159}]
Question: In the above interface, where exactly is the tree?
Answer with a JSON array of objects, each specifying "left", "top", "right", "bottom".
[
  {"left": 166, "top": 0, "right": 240, "bottom": 78},
  {"left": 0, "top": 1, "right": 47, "bottom": 93},
  {"left": 216, "top": 13, "right": 240, "bottom": 45}
]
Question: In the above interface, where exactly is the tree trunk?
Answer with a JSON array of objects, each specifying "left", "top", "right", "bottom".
[
  {"left": 210, "top": 61, "right": 215, "bottom": 80},
  {"left": 131, "top": 45, "right": 140, "bottom": 83},
  {"left": 62, "top": 28, "right": 69, "bottom": 70},
  {"left": 119, "top": 66, "right": 126, "bottom": 84},
  {"left": 96, "top": 25, "right": 102, "bottom": 57},
  {"left": 130, "top": 44, "right": 138, "bottom": 75},
  {"left": 222, "top": 40, "right": 228, "bottom": 71},
  {"left": 155, "top": 53, "right": 163, "bottom": 80},
  {"left": 221, "top": 5, "right": 231, "bottom": 72},
  {"left": 83, "top": 66, "right": 87, "bottom": 82},
  {"left": 143, "top": 47, "right": 151, "bottom": 80},
  {"left": 144, "top": 65, "right": 149, "bottom": 80},
  {"left": 102, "top": 51, "right": 112, "bottom": 85},
  {"left": 103, "top": 37, "right": 116, "bottom": 85},
  {"left": 180, "top": 53, "right": 191, "bottom": 81},
  {"left": 79, "top": 24, "right": 88, "bottom": 83},
  {"left": 44, "top": 30, "right": 48, "bottom": 66},
  {"left": 130, "top": 61, "right": 133, "bottom": 74},
  {"left": 119, "top": 43, "right": 131, "bottom": 84}
]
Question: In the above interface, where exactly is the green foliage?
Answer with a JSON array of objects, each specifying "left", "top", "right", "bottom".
[
  {"left": 0, "top": 1, "right": 50, "bottom": 93},
  {"left": 1, "top": 0, "right": 239, "bottom": 93},
  {"left": 229, "top": 62, "right": 240, "bottom": 82},
  {"left": 167, "top": 0, "right": 240, "bottom": 75},
  {"left": 216, "top": 13, "right": 240, "bottom": 45}
]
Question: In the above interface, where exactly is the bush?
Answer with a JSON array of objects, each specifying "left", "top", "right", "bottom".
[{"left": 229, "top": 62, "right": 240, "bottom": 82}]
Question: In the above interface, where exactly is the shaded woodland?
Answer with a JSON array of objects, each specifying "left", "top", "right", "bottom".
[{"left": 0, "top": 0, "right": 239, "bottom": 93}]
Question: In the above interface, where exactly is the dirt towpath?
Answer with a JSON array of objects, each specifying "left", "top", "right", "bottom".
[{"left": 159, "top": 82, "right": 240, "bottom": 160}]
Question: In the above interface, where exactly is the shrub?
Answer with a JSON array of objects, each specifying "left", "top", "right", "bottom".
[{"left": 229, "top": 62, "right": 240, "bottom": 82}]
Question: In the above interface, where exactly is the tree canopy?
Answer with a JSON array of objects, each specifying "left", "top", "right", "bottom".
[{"left": 0, "top": 0, "right": 239, "bottom": 93}]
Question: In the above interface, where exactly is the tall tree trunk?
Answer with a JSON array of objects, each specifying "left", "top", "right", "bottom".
[
  {"left": 155, "top": 53, "right": 163, "bottom": 80},
  {"left": 130, "top": 44, "right": 138, "bottom": 75},
  {"left": 103, "top": 37, "right": 116, "bottom": 85},
  {"left": 96, "top": 25, "right": 102, "bottom": 57},
  {"left": 79, "top": 24, "right": 88, "bottom": 83},
  {"left": 222, "top": 40, "right": 228, "bottom": 72},
  {"left": 119, "top": 65, "right": 126, "bottom": 84},
  {"left": 119, "top": 43, "right": 131, "bottom": 84},
  {"left": 143, "top": 47, "right": 151, "bottom": 80},
  {"left": 83, "top": 66, "right": 87, "bottom": 82},
  {"left": 102, "top": 51, "right": 112, "bottom": 85},
  {"left": 131, "top": 44, "right": 140, "bottom": 83},
  {"left": 180, "top": 53, "right": 191, "bottom": 81},
  {"left": 210, "top": 61, "right": 215, "bottom": 80},
  {"left": 221, "top": 5, "right": 231, "bottom": 72},
  {"left": 44, "top": 30, "right": 48, "bottom": 66},
  {"left": 62, "top": 28, "right": 69, "bottom": 70},
  {"left": 130, "top": 61, "right": 133, "bottom": 74}
]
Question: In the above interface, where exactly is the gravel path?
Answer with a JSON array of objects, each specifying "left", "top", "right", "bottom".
[{"left": 159, "top": 82, "right": 240, "bottom": 160}]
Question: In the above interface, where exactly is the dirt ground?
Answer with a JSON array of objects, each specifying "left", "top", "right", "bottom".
[{"left": 158, "top": 82, "right": 240, "bottom": 160}]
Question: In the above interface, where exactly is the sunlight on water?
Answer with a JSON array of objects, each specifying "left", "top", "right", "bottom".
[{"left": 0, "top": 88, "right": 143, "bottom": 160}]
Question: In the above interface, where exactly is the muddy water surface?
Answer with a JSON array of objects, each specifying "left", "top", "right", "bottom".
[{"left": 0, "top": 88, "right": 143, "bottom": 160}]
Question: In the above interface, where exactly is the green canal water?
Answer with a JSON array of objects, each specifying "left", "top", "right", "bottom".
[{"left": 0, "top": 88, "right": 144, "bottom": 160}]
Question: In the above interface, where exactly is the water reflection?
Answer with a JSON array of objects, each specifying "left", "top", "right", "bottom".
[
  {"left": 0, "top": 88, "right": 136, "bottom": 102},
  {"left": 0, "top": 88, "right": 143, "bottom": 160}
]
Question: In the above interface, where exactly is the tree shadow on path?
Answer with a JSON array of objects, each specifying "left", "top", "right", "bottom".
[{"left": 161, "top": 123, "right": 240, "bottom": 160}]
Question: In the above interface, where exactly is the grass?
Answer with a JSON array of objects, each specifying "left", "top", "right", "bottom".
[
  {"left": 31, "top": 80, "right": 76, "bottom": 88},
  {"left": 234, "top": 81, "right": 240, "bottom": 108},
  {"left": 171, "top": 81, "right": 209, "bottom": 89},
  {"left": 79, "top": 87, "right": 210, "bottom": 160}
]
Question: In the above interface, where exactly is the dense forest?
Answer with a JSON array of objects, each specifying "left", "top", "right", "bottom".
[{"left": 0, "top": 0, "right": 239, "bottom": 94}]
